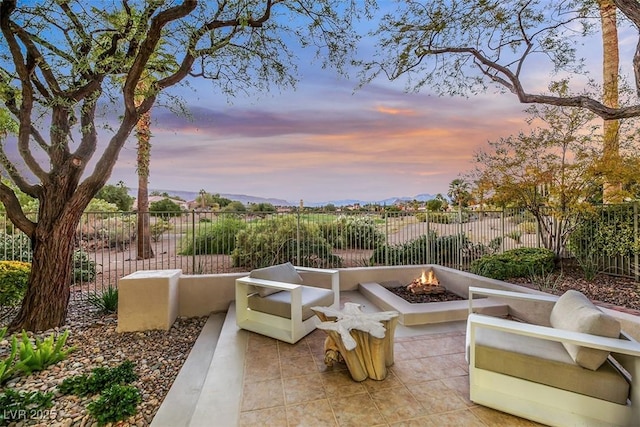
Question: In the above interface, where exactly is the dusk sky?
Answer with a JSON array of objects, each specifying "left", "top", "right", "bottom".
[{"left": 102, "top": 4, "right": 624, "bottom": 205}]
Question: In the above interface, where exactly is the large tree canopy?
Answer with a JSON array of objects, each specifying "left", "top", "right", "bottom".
[
  {"left": 0, "top": 0, "right": 372, "bottom": 331},
  {"left": 363, "top": 0, "right": 640, "bottom": 121}
]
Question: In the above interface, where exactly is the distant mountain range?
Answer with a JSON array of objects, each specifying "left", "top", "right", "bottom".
[{"left": 129, "top": 189, "right": 437, "bottom": 207}]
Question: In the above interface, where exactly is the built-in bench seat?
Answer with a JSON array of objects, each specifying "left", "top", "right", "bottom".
[{"left": 467, "top": 287, "right": 640, "bottom": 427}]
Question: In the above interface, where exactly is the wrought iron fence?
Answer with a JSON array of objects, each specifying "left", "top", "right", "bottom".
[{"left": 0, "top": 203, "right": 638, "bottom": 304}]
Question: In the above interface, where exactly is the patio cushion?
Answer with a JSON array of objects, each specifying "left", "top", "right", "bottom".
[
  {"left": 474, "top": 326, "right": 630, "bottom": 404},
  {"left": 550, "top": 290, "right": 621, "bottom": 370},
  {"left": 247, "top": 285, "right": 334, "bottom": 320},
  {"left": 248, "top": 262, "right": 304, "bottom": 297}
]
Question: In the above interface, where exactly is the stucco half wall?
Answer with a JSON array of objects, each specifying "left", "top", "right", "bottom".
[{"left": 117, "top": 265, "right": 640, "bottom": 341}]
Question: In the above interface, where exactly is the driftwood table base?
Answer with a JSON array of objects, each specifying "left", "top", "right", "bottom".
[{"left": 312, "top": 303, "right": 399, "bottom": 381}]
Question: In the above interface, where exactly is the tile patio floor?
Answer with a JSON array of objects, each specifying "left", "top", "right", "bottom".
[{"left": 237, "top": 292, "right": 544, "bottom": 427}]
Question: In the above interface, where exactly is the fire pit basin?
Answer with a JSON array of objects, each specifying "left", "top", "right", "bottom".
[{"left": 358, "top": 265, "right": 512, "bottom": 325}]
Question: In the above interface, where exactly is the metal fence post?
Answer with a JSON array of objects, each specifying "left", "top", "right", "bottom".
[
  {"left": 501, "top": 210, "right": 506, "bottom": 253},
  {"left": 635, "top": 202, "right": 639, "bottom": 282},
  {"left": 191, "top": 210, "right": 196, "bottom": 274},
  {"left": 384, "top": 209, "right": 389, "bottom": 266},
  {"left": 297, "top": 200, "right": 302, "bottom": 265},
  {"left": 458, "top": 209, "right": 463, "bottom": 269}
]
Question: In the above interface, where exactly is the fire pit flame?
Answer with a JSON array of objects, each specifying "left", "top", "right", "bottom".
[
  {"left": 420, "top": 270, "right": 439, "bottom": 286},
  {"left": 408, "top": 270, "right": 445, "bottom": 295}
]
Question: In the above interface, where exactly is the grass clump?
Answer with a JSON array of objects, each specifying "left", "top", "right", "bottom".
[{"left": 87, "top": 286, "right": 118, "bottom": 314}]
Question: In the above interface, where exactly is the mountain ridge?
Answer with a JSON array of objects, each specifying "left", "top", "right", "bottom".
[{"left": 129, "top": 189, "right": 437, "bottom": 207}]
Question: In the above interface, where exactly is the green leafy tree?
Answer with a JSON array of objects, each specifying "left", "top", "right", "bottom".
[
  {"left": 95, "top": 182, "right": 134, "bottom": 212},
  {"left": 470, "top": 99, "right": 604, "bottom": 257},
  {"left": 222, "top": 201, "right": 247, "bottom": 212},
  {"left": 249, "top": 202, "right": 276, "bottom": 213},
  {"left": 0, "top": 0, "right": 371, "bottom": 331},
  {"left": 425, "top": 198, "right": 444, "bottom": 212},
  {"left": 365, "top": 0, "right": 640, "bottom": 118},
  {"left": 149, "top": 198, "right": 182, "bottom": 217}
]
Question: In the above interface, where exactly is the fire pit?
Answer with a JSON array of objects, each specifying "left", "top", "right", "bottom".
[
  {"left": 407, "top": 269, "right": 445, "bottom": 295},
  {"left": 357, "top": 265, "right": 511, "bottom": 325},
  {"left": 384, "top": 269, "right": 466, "bottom": 304}
]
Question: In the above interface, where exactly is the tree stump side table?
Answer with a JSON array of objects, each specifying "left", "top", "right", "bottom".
[{"left": 312, "top": 302, "right": 399, "bottom": 381}]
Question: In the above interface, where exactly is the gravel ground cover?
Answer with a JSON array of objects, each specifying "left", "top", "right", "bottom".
[{"left": 0, "top": 299, "right": 206, "bottom": 427}]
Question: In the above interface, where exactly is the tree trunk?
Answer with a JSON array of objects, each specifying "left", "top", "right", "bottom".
[
  {"left": 600, "top": 0, "right": 622, "bottom": 202},
  {"left": 9, "top": 212, "right": 77, "bottom": 332},
  {"left": 136, "top": 109, "right": 154, "bottom": 260}
]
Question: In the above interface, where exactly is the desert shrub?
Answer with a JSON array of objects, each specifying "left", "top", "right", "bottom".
[
  {"left": 427, "top": 211, "right": 471, "bottom": 224},
  {"left": 0, "top": 232, "right": 32, "bottom": 262},
  {"left": 232, "top": 215, "right": 341, "bottom": 269},
  {"left": 87, "top": 384, "right": 141, "bottom": 425},
  {"left": 150, "top": 218, "right": 172, "bottom": 242},
  {"left": 570, "top": 205, "right": 639, "bottom": 258},
  {"left": 470, "top": 247, "right": 555, "bottom": 280},
  {"left": 568, "top": 205, "right": 640, "bottom": 279},
  {"left": 0, "top": 261, "right": 30, "bottom": 306},
  {"left": 370, "top": 231, "right": 470, "bottom": 266},
  {"left": 506, "top": 230, "right": 522, "bottom": 243},
  {"left": 60, "top": 360, "right": 137, "bottom": 397},
  {"left": 508, "top": 210, "right": 536, "bottom": 225},
  {"left": 94, "top": 217, "right": 136, "bottom": 249},
  {"left": 415, "top": 212, "right": 426, "bottom": 222},
  {"left": 488, "top": 236, "right": 503, "bottom": 253},
  {"left": 84, "top": 198, "right": 119, "bottom": 216},
  {"left": 149, "top": 198, "right": 182, "bottom": 217},
  {"left": 428, "top": 212, "right": 454, "bottom": 224},
  {"left": 519, "top": 221, "right": 537, "bottom": 234},
  {"left": 319, "top": 216, "right": 385, "bottom": 250},
  {"left": 73, "top": 250, "right": 97, "bottom": 283},
  {"left": 180, "top": 217, "right": 246, "bottom": 255}
]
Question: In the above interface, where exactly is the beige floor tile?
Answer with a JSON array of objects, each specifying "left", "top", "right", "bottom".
[
  {"left": 393, "top": 342, "right": 417, "bottom": 361},
  {"left": 314, "top": 356, "right": 349, "bottom": 373},
  {"left": 281, "top": 353, "right": 319, "bottom": 378},
  {"left": 241, "top": 378, "right": 285, "bottom": 411},
  {"left": 369, "top": 386, "right": 429, "bottom": 423},
  {"left": 278, "top": 340, "right": 312, "bottom": 358},
  {"left": 362, "top": 371, "right": 403, "bottom": 392},
  {"left": 391, "top": 356, "right": 465, "bottom": 384},
  {"left": 239, "top": 406, "right": 288, "bottom": 426},
  {"left": 425, "top": 409, "right": 486, "bottom": 426},
  {"left": 247, "top": 333, "right": 279, "bottom": 351},
  {"left": 329, "top": 392, "right": 385, "bottom": 427},
  {"left": 440, "top": 375, "right": 473, "bottom": 406},
  {"left": 321, "top": 369, "right": 366, "bottom": 396},
  {"left": 245, "top": 355, "right": 282, "bottom": 383},
  {"left": 406, "top": 381, "right": 469, "bottom": 414},
  {"left": 286, "top": 399, "right": 338, "bottom": 427},
  {"left": 283, "top": 373, "right": 327, "bottom": 404},
  {"left": 389, "top": 417, "right": 436, "bottom": 427},
  {"left": 470, "top": 406, "right": 546, "bottom": 426}
]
